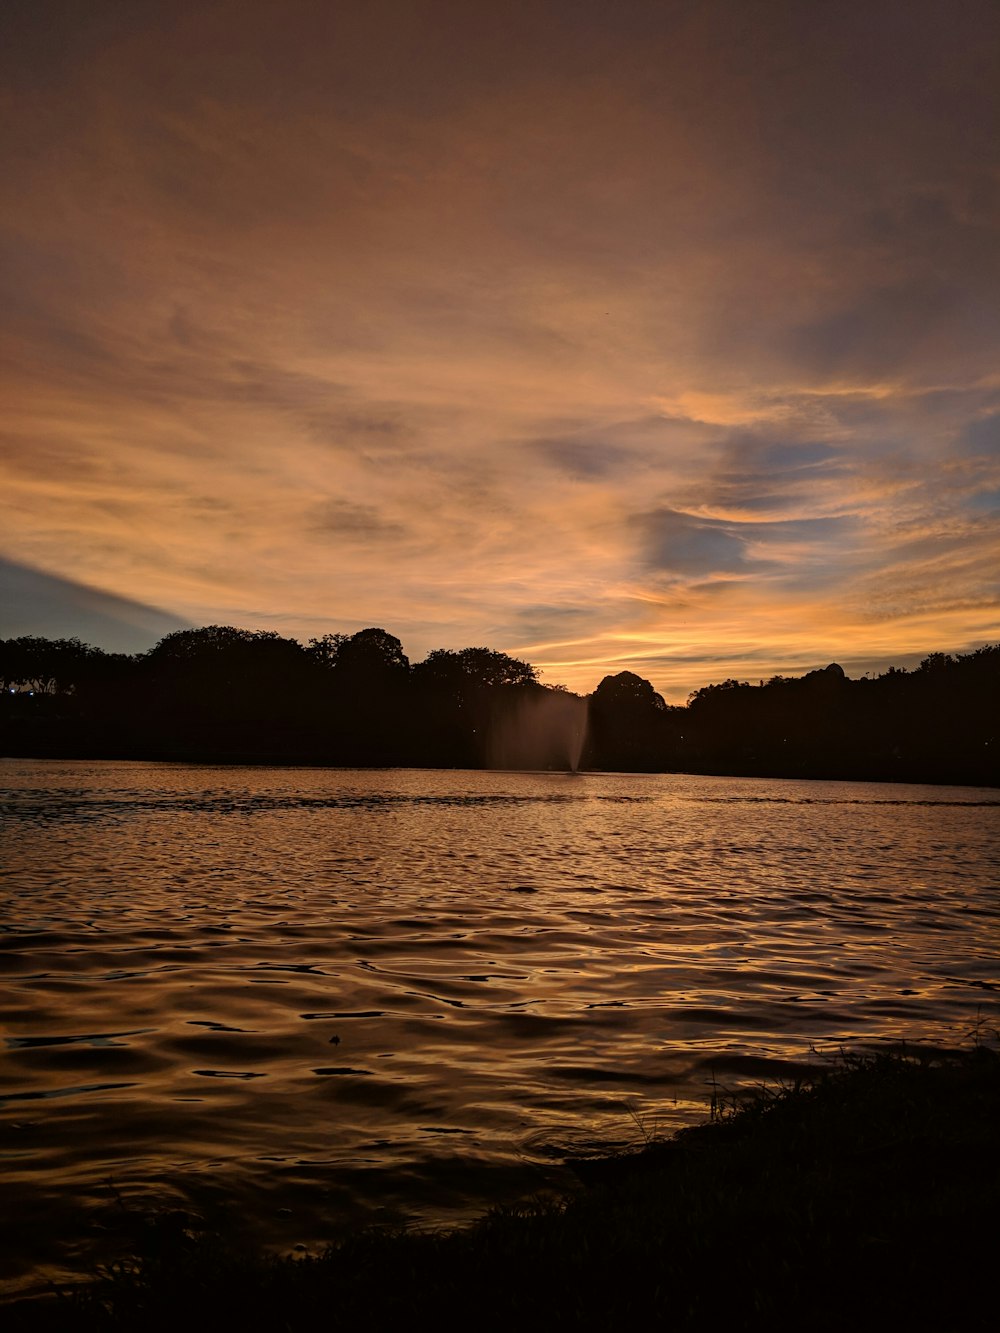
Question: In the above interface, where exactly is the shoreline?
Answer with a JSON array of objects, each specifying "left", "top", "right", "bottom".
[
  {"left": 8, "top": 1043, "right": 999, "bottom": 1330},
  {"left": 4, "top": 750, "right": 999, "bottom": 790}
]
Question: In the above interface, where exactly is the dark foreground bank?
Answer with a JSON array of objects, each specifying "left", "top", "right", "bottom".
[{"left": 7, "top": 1045, "right": 999, "bottom": 1332}]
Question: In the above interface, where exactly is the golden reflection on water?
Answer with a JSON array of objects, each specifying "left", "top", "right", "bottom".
[{"left": 1, "top": 760, "right": 998, "bottom": 1293}]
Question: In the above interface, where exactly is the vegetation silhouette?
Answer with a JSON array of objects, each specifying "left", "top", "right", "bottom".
[
  {"left": 583, "top": 669, "right": 679, "bottom": 772},
  {"left": 1, "top": 628, "right": 997, "bottom": 785}
]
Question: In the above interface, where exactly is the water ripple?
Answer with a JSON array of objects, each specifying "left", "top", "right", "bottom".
[{"left": 1, "top": 760, "right": 998, "bottom": 1295}]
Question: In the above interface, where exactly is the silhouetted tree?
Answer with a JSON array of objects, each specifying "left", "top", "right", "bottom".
[
  {"left": 139, "top": 626, "right": 313, "bottom": 753},
  {"left": 411, "top": 648, "right": 539, "bottom": 765},
  {"left": 0, "top": 635, "right": 97, "bottom": 694},
  {"left": 414, "top": 647, "right": 536, "bottom": 691},
  {"left": 305, "top": 632, "right": 350, "bottom": 669},
  {"left": 310, "top": 628, "right": 412, "bottom": 763},
  {"left": 585, "top": 670, "right": 680, "bottom": 770},
  {"left": 2, "top": 629, "right": 997, "bottom": 782},
  {"left": 333, "top": 628, "right": 410, "bottom": 680}
]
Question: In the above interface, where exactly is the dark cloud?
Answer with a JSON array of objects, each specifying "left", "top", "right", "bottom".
[
  {"left": 706, "top": 433, "right": 847, "bottom": 513},
  {"left": 512, "top": 603, "right": 598, "bottom": 642},
  {"left": 858, "top": 181, "right": 1000, "bottom": 276},
  {"left": 310, "top": 410, "right": 422, "bottom": 459},
  {"left": 639, "top": 507, "right": 861, "bottom": 581},
  {"left": 783, "top": 282, "right": 983, "bottom": 384},
  {"left": 640, "top": 509, "right": 748, "bottom": 575},
  {"left": 966, "top": 487, "right": 1000, "bottom": 515},
  {"left": 228, "top": 361, "right": 348, "bottom": 413},
  {"left": 0, "top": 429, "right": 104, "bottom": 483},
  {"left": 533, "top": 438, "right": 633, "bottom": 479},
  {"left": 0, "top": 555, "right": 187, "bottom": 651},
  {"left": 532, "top": 414, "right": 712, "bottom": 481},
  {"left": 310, "top": 500, "right": 407, "bottom": 542},
  {"left": 213, "top": 364, "right": 419, "bottom": 455},
  {"left": 959, "top": 413, "right": 1000, "bottom": 459}
]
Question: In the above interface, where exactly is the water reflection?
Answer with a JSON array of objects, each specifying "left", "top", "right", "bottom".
[{"left": 1, "top": 760, "right": 998, "bottom": 1293}]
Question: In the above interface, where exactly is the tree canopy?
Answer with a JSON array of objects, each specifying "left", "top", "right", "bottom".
[
  {"left": 2, "top": 628, "right": 997, "bottom": 783},
  {"left": 414, "top": 647, "right": 537, "bottom": 691}
]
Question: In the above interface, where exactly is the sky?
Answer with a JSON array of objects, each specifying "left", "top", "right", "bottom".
[{"left": 2, "top": 0, "right": 999, "bottom": 701}]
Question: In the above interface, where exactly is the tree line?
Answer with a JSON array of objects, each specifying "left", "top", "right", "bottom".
[{"left": 1, "top": 627, "right": 997, "bottom": 785}]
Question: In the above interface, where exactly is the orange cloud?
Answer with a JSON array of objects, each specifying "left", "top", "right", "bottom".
[{"left": 2, "top": 1, "right": 999, "bottom": 699}]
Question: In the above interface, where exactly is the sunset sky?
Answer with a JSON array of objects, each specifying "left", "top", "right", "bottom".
[{"left": 3, "top": 0, "right": 999, "bottom": 701}]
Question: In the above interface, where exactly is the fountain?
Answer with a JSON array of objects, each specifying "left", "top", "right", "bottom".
[{"left": 486, "top": 689, "right": 588, "bottom": 771}]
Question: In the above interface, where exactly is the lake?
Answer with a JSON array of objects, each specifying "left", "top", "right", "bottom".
[{"left": 1, "top": 760, "right": 998, "bottom": 1295}]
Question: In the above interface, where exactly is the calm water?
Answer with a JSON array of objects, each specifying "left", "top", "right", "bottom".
[{"left": 2, "top": 760, "right": 998, "bottom": 1294}]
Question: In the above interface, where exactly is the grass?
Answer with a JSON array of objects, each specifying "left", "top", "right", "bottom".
[{"left": 7, "top": 1042, "right": 999, "bottom": 1331}]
